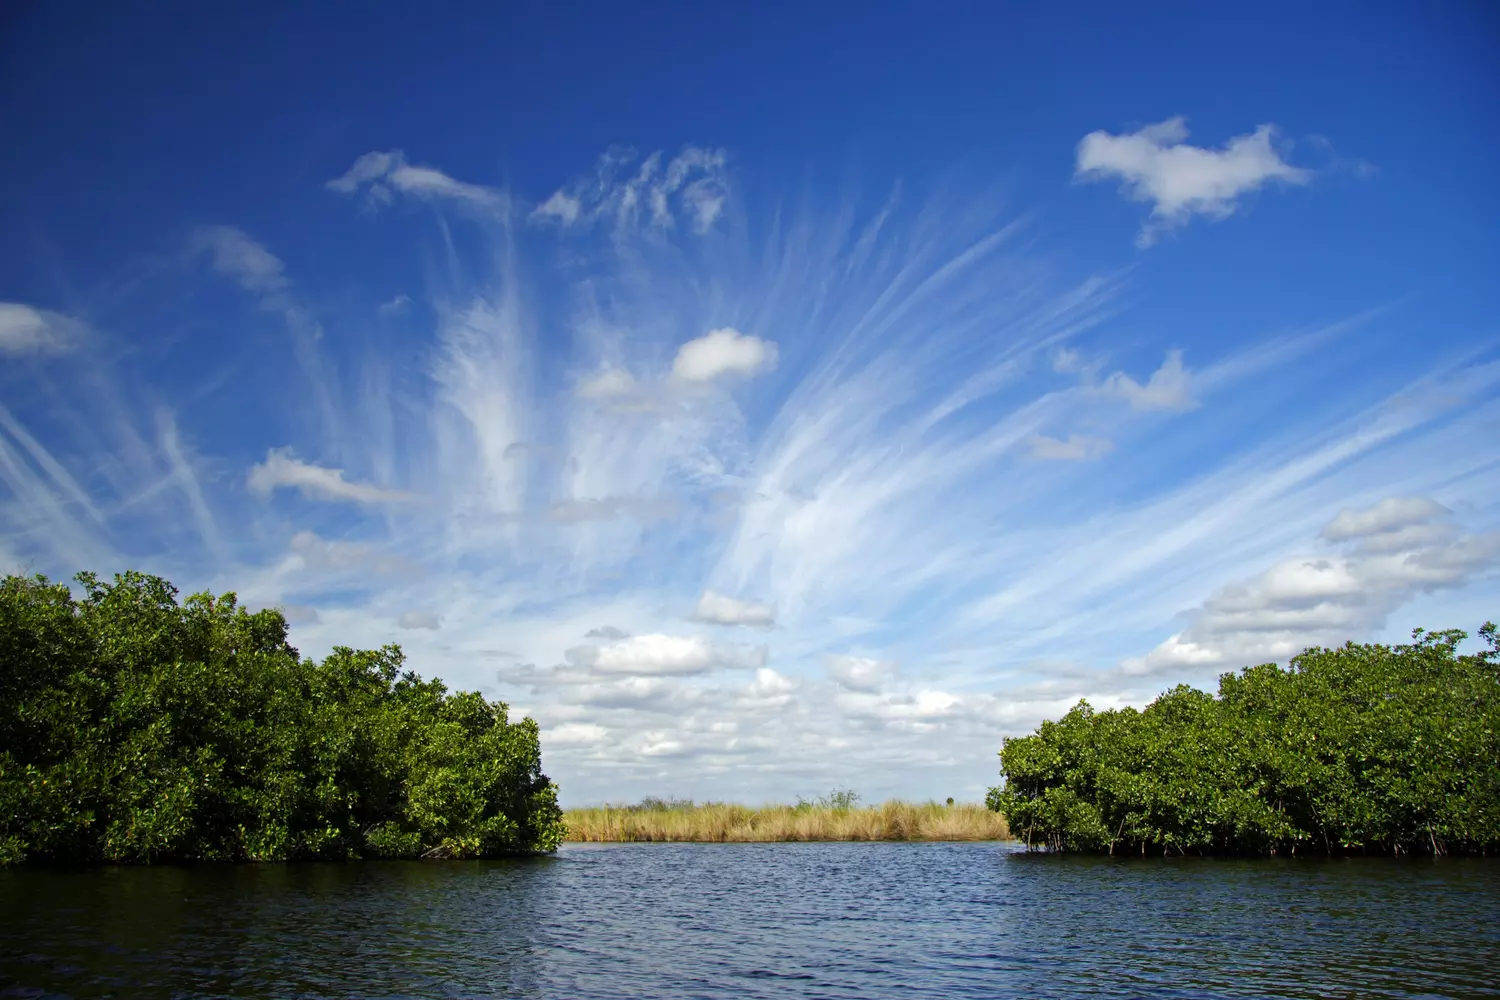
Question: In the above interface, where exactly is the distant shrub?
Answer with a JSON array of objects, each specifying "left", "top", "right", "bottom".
[{"left": 988, "top": 625, "right": 1500, "bottom": 856}]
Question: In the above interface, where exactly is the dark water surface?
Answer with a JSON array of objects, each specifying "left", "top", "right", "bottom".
[{"left": 3, "top": 842, "right": 1498, "bottom": 999}]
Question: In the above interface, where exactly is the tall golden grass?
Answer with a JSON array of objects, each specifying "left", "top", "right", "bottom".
[{"left": 563, "top": 800, "right": 1011, "bottom": 842}]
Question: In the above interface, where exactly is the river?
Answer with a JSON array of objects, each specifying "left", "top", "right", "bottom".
[{"left": 3, "top": 842, "right": 1497, "bottom": 998}]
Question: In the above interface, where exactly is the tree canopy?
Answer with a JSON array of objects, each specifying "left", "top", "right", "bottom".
[
  {"left": 988, "top": 625, "right": 1500, "bottom": 856},
  {"left": 0, "top": 571, "right": 564, "bottom": 865}
]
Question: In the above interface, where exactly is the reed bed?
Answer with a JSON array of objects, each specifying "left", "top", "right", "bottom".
[{"left": 563, "top": 800, "right": 1011, "bottom": 842}]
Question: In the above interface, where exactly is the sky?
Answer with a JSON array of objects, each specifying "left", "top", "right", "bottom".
[{"left": 2, "top": 1, "right": 1498, "bottom": 806}]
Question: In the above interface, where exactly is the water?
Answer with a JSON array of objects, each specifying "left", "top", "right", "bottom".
[{"left": 2, "top": 842, "right": 1498, "bottom": 999}]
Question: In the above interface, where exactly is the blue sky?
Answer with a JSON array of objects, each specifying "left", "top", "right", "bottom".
[{"left": 2, "top": 1, "right": 1497, "bottom": 805}]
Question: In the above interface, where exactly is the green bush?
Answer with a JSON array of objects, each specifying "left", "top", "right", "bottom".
[
  {"left": 988, "top": 625, "right": 1500, "bottom": 856},
  {"left": 0, "top": 571, "right": 564, "bottom": 864}
]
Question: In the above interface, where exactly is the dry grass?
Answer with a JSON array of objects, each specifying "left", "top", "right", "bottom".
[{"left": 563, "top": 800, "right": 1011, "bottom": 843}]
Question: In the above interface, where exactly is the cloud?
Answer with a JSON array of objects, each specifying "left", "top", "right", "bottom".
[
  {"left": 823, "top": 654, "right": 897, "bottom": 693},
  {"left": 377, "top": 294, "right": 412, "bottom": 317},
  {"left": 1322, "top": 496, "right": 1449, "bottom": 542},
  {"left": 531, "top": 191, "right": 582, "bottom": 225},
  {"left": 248, "top": 448, "right": 415, "bottom": 504},
  {"left": 1100, "top": 349, "right": 1197, "bottom": 411},
  {"left": 1027, "top": 434, "right": 1113, "bottom": 461},
  {"left": 564, "top": 633, "right": 767, "bottom": 676},
  {"left": 585, "top": 625, "right": 630, "bottom": 640},
  {"left": 1124, "top": 496, "right": 1500, "bottom": 674},
  {"left": 194, "top": 226, "right": 289, "bottom": 293},
  {"left": 397, "top": 610, "right": 442, "bottom": 630},
  {"left": 694, "top": 590, "right": 775, "bottom": 627},
  {"left": 546, "top": 722, "right": 608, "bottom": 746},
  {"left": 672, "top": 328, "right": 778, "bottom": 382},
  {"left": 1076, "top": 117, "right": 1311, "bottom": 246},
  {"left": 285, "top": 530, "right": 411, "bottom": 576},
  {"left": 576, "top": 368, "right": 637, "bottom": 399},
  {"left": 0, "top": 303, "right": 85, "bottom": 355},
  {"left": 743, "top": 667, "right": 798, "bottom": 705},
  {"left": 531, "top": 146, "right": 729, "bottom": 234},
  {"left": 276, "top": 604, "right": 322, "bottom": 625},
  {"left": 326, "top": 150, "right": 505, "bottom": 211}
]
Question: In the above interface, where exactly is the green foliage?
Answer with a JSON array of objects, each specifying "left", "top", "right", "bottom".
[
  {"left": 0, "top": 571, "right": 565, "bottom": 865},
  {"left": 988, "top": 625, "right": 1500, "bottom": 856}
]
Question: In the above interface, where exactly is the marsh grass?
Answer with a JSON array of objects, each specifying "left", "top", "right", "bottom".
[{"left": 563, "top": 800, "right": 1011, "bottom": 842}]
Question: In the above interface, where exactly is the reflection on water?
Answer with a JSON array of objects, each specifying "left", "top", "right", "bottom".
[{"left": 2, "top": 842, "right": 1497, "bottom": 998}]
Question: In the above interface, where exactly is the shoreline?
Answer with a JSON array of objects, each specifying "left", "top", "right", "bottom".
[{"left": 563, "top": 800, "right": 1010, "bottom": 843}]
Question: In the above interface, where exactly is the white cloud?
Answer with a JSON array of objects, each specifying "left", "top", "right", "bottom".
[
  {"left": 275, "top": 531, "right": 415, "bottom": 583},
  {"left": 1101, "top": 349, "right": 1197, "bottom": 411},
  {"left": 672, "top": 328, "right": 778, "bottom": 382},
  {"left": 823, "top": 654, "right": 896, "bottom": 693},
  {"left": 248, "top": 448, "right": 415, "bottom": 504},
  {"left": 397, "top": 610, "right": 442, "bottom": 630},
  {"left": 1027, "top": 433, "right": 1113, "bottom": 461},
  {"left": 1076, "top": 117, "right": 1311, "bottom": 246},
  {"left": 326, "top": 150, "right": 504, "bottom": 211},
  {"left": 564, "top": 633, "right": 767, "bottom": 676},
  {"left": 0, "top": 303, "right": 85, "bottom": 355},
  {"left": 743, "top": 667, "right": 797, "bottom": 705},
  {"left": 194, "top": 226, "right": 289, "bottom": 293},
  {"left": 694, "top": 590, "right": 775, "bottom": 627},
  {"left": 576, "top": 368, "right": 636, "bottom": 399},
  {"left": 531, "top": 191, "right": 582, "bottom": 225},
  {"left": 1322, "top": 496, "right": 1449, "bottom": 541},
  {"left": 546, "top": 722, "right": 608, "bottom": 746},
  {"left": 532, "top": 146, "right": 730, "bottom": 234},
  {"left": 377, "top": 294, "right": 412, "bottom": 317},
  {"left": 1124, "top": 496, "right": 1500, "bottom": 674},
  {"left": 326, "top": 151, "right": 402, "bottom": 194}
]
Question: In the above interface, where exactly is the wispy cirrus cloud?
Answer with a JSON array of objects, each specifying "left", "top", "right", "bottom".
[
  {"left": 2, "top": 143, "right": 1495, "bottom": 808},
  {"left": 326, "top": 150, "right": 506, "bottom": 211},
  {"left": 0, "top": 303, "right": 87, "bottom": 356},
  {"left": 1076, "top": 117, "right": 1311, "bottom": 246},
  {"left": 530, "top": 146, "right": 730, "bottom": 233}
]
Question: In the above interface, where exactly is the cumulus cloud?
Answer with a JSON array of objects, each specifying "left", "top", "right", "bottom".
[
  {"left": 1076, "top": 117, "right": 1311, "bottom": 246},
  {"left": 0, "top": 302, "right": 84, "bottom": 355},
  {"left": 1101, "top": 349, "right": 1197, "bottom": 411},
  {"left": 1322, "top": 496, "right": 1449, "bottom": 542},
  {"left": 397, "top": 610, "right": 442, "bottom": 630},
  {"left": 742, "top": 667, "right": 798, "bottom": 705},
  {"left": 694, "top": 590, "right": 775, "bottom": 627},
  {"left": 672, "top": 328, "right": 778, "bottom": 382},
  {"left": 1124, "top": 496, "right": 1500, "bottom": 674},
  {"left": 1027, "top": 433, "right": 1113, "bottom": 461},
  {"left": 326, "top": 150, "right": 505, "bottom": 211},
  {"left": 823, "top": 654, "right": 897, "bottom": 693},
  {"left": 564, "top": 633, "right": 767, "bottom": 676},
  {"left": 248, "top": 448, "right": 415, "bottom": 504},
  {"left": 546, "top": 722, "right": 608, "bottom": 746}
]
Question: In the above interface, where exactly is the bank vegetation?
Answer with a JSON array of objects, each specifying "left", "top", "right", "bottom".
[
  {"left": 0, "top": 571, "right": 565, "bottom": 865},
  {"left": 565, "top": 795, "right": 1010, "bottom": 842},
  {"left": 989, "top": 625, "right": 1500, "bottom": 857}
]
